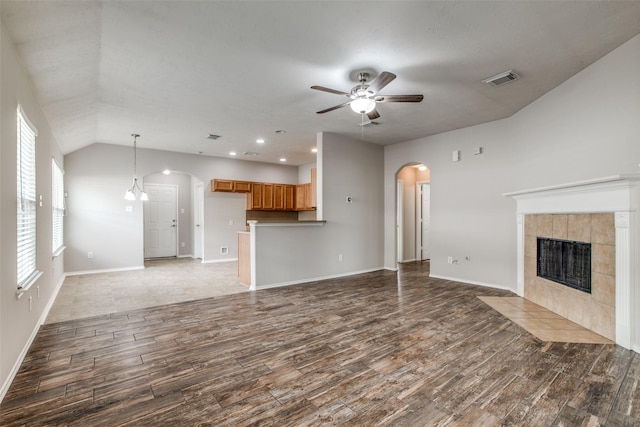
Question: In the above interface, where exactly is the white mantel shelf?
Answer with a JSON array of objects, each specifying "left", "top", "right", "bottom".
[
  {"left": 505, "top": 175, "right": 640, "bottom": 352},
  {"left": 503, "top": 174, "right": 640, "bottom": 198}
]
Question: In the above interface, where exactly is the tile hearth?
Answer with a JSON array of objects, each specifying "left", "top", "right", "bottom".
[{"left": 479, "top": 296, "right": 613, "bottom": 344}]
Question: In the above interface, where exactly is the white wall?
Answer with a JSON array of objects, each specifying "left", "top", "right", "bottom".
[
  {"left": 1, "top": 23, "right": 66, "bottom": 399},
  {"left": 64, "top": 143, "right": 299, "bottom": 273},
  {"left": 253, "top": 132, "right": 384, "bottom": 287},
  {"left": 384, "top": 34, "right": 640, "bottom": 292}
]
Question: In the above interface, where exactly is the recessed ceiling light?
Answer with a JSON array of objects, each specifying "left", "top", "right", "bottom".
[
  {"left": 162, "top": 169, "right": 171, "bottom": 175},
  {"left": 229, "top": 151, "right": 237, "bottom": 156},
  {"left": 311, "top": 147, "right": 318, "bottom": 153},
  {"left": 275, "top": 130, "right": 286, "bottom": 134},
  {"left": 279, "top": 158, "right": 287, "bottom": 162},
  {"left": 256, "top": 139, "right": 265, "bottom": 144}
]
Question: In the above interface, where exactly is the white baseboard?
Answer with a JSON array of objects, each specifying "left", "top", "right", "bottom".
[
  {"left": 201, "top": 258, "right": 238, "bottom": 264},
  {"left": 429, "top": 274, "right": 516, "bottom": 293},
  {"left": 177, "top": 254, "right": 194, "bottom": 259},
  {"left": 255, "top": 267, "right": 385, "bottom": 290},
  {"left": 65, "top": 265, "right": 145, "bottom": 276},
  {"left": 0, "top": 273, "right": 66, "bottom": 403}
]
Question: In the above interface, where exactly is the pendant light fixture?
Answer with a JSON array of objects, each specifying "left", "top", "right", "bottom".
[{"left": 124, "top": 133, "right": 148, "bottom": 201}]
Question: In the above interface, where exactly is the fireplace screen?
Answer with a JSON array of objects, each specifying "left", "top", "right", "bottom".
[{"left": 537, "top": 238, "right": 592, "bottom": 293}]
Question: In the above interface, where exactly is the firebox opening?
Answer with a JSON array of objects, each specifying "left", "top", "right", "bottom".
[{"left": 537, "top": 237, "right": 592, "bottom": 293}]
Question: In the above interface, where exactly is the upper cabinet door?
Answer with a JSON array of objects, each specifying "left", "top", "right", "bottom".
[{"left": 263, "top": 183, "right": 275, "bottom": 210}]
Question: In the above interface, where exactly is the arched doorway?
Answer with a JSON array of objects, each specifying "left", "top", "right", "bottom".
[{"left": 395, "top": 163, "right": 431, "bottom": 263}]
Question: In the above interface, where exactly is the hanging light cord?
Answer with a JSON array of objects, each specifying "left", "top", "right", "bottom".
[{"left": 125, "top": 134, "right": 147, "bottom": 200}]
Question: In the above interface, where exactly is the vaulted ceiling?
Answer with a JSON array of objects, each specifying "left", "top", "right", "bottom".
[{"left": 2, "top": 1, "right": 639, "bottom": 165}]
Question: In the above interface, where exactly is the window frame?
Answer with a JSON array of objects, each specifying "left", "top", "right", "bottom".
[
  {"left": 52, "top": 158, "right": 65, "bottom": 257},
  {"left": 17, "top": 104, "right": 41, "bottom": 291}
]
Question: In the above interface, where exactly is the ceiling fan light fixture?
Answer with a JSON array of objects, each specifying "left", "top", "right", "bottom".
[{"left": 350, "top": 98, "right": 376, "bottom": 114}]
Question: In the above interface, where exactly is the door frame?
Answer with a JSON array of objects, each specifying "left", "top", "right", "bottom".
[
  {"left": 396, "top": 180, "right": 403, "bottom": 263},
  {"left": 193, "top": 182, "right": 204, "bottom": 261},
  {"left": 416, "top": 181, "right": 431, "bottom": 260}
]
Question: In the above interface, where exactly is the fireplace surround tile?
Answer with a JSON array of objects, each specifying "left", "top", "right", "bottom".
[
  {"left": 552, "top": 215, "right": 568, "bottom": 239},
  {"left": 523, "top": 212, "right": 616, "bottom": 341},
  {"left": 592, "top": 271, "right": 616, "bottom": 307},
  {"left": 592, "top": 213, "right": 615, "bottom": 245},
  {"left": 592, "top": 243, "right": 615, "bottom": 277},
  {"left": 568, "top": 214, "right": 591, "bottom": 242},
  {"left": 537, "top": 215, "right": 553, "bottom": 238}
]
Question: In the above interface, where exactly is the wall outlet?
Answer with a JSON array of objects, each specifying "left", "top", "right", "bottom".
[
  {"left": 338, "top": 254, "right": 343, "bottom": 262},
  {"left": 181, "top": 242, "right": 185, "bottom": 248},
  {"left": 447, "top": 256, "right": 453, "bottom": 264},
  {"left": 88, "top": 251, "right": 94, "bottom": 259}
]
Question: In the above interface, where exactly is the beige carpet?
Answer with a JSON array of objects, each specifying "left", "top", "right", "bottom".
[{"left": 46, "top": 258, "right": 248, "bottom": 323}]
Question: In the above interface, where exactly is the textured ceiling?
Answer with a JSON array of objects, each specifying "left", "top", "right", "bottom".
[{"left": 1, "top": 1, "right": 639, "bottom": 165}]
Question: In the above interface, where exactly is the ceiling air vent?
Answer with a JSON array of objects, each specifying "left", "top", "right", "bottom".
[
  {"left": 482, "top": 70, "right": 520, "bottom": 87},
  {"left": 207, "top": 134, "right": 221, "bottom": 140},
  {"left": 243, "top": 151, "right": 259, "bottom": 156}
]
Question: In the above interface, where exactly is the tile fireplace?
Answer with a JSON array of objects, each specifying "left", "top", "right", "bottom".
[{"left": 505, "top": 175, "right": 640, "bottom": 351}]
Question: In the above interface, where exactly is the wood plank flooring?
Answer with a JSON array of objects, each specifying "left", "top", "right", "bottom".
[{"left": 2, "top": 261, "right": 638, "bottom": 426}]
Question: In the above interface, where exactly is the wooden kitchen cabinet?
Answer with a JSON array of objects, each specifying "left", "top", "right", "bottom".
[
  {"left": 233, "top": 181, "right": 252, "bottom": 193},
  {"left": 274, "top": 184, "right": 285, "bottom": 210},
  {"left": 272, "top": 184, "right": 295, "bottom": 210},
  {"left": 310, "top": 167, "right": 317, "bottom": 208},
  {"left": 295, "top": 183, "right": 313, "bottom": 210},
  {"left": 211, "top": 179, "right": 252, "bottom": 193},
  {"left": 212, "top": 179, "right": 233, "bottom": 192},
  {"left": 247, "top": 182, "right": 263, "bottom": 209},
  {"left": 262, "top": 183, "right": 275, "bottom": 210},
  {"left": 284, "top": 185, "right": 295, "bottom": 210}
]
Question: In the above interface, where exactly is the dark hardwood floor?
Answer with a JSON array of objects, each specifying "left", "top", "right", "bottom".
[{"left": 1, "top": 262, "right": 638, "bottom": 426}]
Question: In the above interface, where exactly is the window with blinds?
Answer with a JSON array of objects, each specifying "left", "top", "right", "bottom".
[
  {"left": 52, "top": 159, "right": 65, "bottom": 255},
  {"left": 17, "top": 105, "right": 39, "bottom": 288}
]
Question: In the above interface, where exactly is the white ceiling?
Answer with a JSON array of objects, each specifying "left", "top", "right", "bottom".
[{"left": 1, "top": 1, "right": 639, "bottom": 166}]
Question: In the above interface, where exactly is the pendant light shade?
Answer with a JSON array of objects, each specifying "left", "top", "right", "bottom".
[
  {"left": 350, "top": 98, "right": 376, "bottom": 114},
  {"left": 124, "top": 134, "right": 148, "bottom": 201}
]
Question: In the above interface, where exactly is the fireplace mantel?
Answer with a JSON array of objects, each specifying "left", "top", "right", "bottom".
[{"left": 505, "top": 175, "right": 640, "bottom": 351}]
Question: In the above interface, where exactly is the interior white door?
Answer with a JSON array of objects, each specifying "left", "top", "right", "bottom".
[
  {"left": 420, "top": 183, "right": 431, "bottom": 260},
  {"left": 193, "top": 183, "right": 203, "bottom": 260},
  {"left": 144, "top": 184, "right": 178, "bottom": 258}
]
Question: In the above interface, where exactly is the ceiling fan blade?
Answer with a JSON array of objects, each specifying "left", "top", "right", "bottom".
[
  {"left": 367, "top": 109, "right": 381, "bottom": 120},
  {"left": 367, "top": 71, "right": 396, "bottom": 94},
  {"left": 375, "top": 94, "right": 424, "bottom": 103},
  {"left": 316, "top": 101, "right": 351, "bottom": 114},
  {"left": 311, "top": 85, "right": 350, "bottom": 96}
]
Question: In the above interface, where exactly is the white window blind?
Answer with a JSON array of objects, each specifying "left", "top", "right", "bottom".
[
  {"left": 17, "top": 105, "right": 38, "bottom": 288},
  {"left": 52, "top": 159, "right": 65, "bottom": 255}
]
